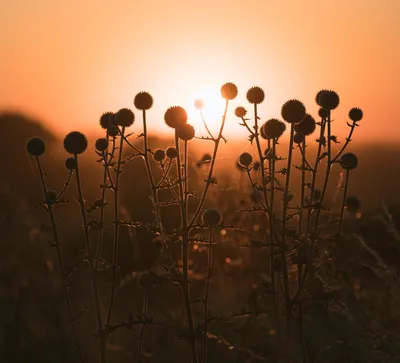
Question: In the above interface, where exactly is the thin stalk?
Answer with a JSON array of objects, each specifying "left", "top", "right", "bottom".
[
  {"left": 281, "top": 123, "right": 295, "bottom": 341},
  {"left": 106, "top": 126, "right": 125, "bottom": 327},
  {"left": 331, "top": 120, "right": 357, "bottom": 163},
  {"left": 176, "top": 131, "right": 198, "bottom": 363},
  {"left": 35, "top": 157, "right": 84, "bottom": 363},
  {"left": 203, "top": 227, "right": 213, "bottom": 363},
  {"left": 136, "top": 290, "right": 148, "bottom": 363},
  {"left": 74, "top": 154, "right": 104, "bottom": 363},
  {"left": 337, "top": 170, "right": 350, "bottom": 236},
  {"left": 298, "top": 140, "right": 306, "bottom": 236}
]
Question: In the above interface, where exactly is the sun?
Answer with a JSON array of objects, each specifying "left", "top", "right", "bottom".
[{"left": 186, "top": 89, "right": 227, "bottom": 136}]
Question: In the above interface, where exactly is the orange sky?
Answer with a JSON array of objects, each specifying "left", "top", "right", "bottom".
[{"left": 1, "top": 0, "right": 399, "bottom": 141}]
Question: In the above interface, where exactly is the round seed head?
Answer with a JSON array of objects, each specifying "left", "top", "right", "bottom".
[
  {"left": 349, "top": 107, "right": 363, "bottom": 122},
  {"left": 260, "top": 124, "right": 268, "bottom": 139},
  {"left": 107, "top": 125, "right": 119, "bottom": 137},
  {"left": 262, "top": 118, "right": 286, "bottom": 139},
  {"left": 236, "top": 160, "right": 246, "bottom": 171},
  {"left": 99, "top": 112, "right": 114, "bottom": 129},
  {"left": 318, "top": 107, "right": 328, "bottom": 119},
  {"left": 221, "top": 82, "right": 238, "bottom": 100},
  {"left": 114, "top": 108, "right": 135, "bottom": 127},
  {"left": 246, "top": 86, "right": 265, "bottom": 104},
  {"left": 293, "top": 133, "right": 305, "bottom": 144},
  {"left": 164, "top": 106, "right": 188, "bottom": 129},
  {"left": 295, "top": 114, "right": 316, "bottom": 136},
  {"left": 63, "top": 131, "right": 88, "bottom": 155},
  {"left": 253, "top": 161, "right": 261, "bottom": 171},
  {"left": 153, "top": 149, "right": 166, "bottom": 162},
  {"left": 166, "top": 147, "right": 178, "bottom": 159},
  {"left": 194, "top": 99, "right": 204, "bottom": 110},
  {"left": 235, "top": 106, "right": 247, "bottom": 118},
  {"left": 65, "top": 157, "right": 77, "bottom": 170},
  {"left": 95, "top": 138, "right": 108, "bottom": 152},
  {"left": 202, "top": 209, "right": 222, "bottom": 227},
  {"left": 26, "top": 137, "right": 46, "bottom": 156},
  {"left": 340, "top": 152, "right": 358, "bottom": 170},
  {"left": 134, "top": 92, "right": 153, "bottom": 110},
  {"left": 318, "top": 90, "right": 340, "bottom": 110},
  {"left": 239, "top": 152, "right": 253, "bottom": 167},
  {"left": 346, "top": 196, "right": 361, "bottom": 211},
  {"left": 281, "top": 99, "right": 306, "bottom": 124},
  {"left": 177, "top": 123, "right": 195, "bottom": 141},
  {"left": 46, "top": 190, "right": 57, "bottom": 204}
]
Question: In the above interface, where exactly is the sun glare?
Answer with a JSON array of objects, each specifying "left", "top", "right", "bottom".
[{"left": 187, "top": 89, "right": 226, "bottom": 136}]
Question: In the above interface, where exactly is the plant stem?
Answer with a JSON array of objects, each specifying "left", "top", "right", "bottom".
[
  {"left": 35, "top": 156, "right": 84, "bottom": 363},
  {"left": 136, "top": 290, "right": 148, "bottom": 363},
  {"left": 337, "top": 170, "right": 350, "bottom": 236},
  {"left": 74, "top": 154, "right": 104, "bottom": 363},
  {"left": 175, "top": 131, "right": 198, "bottom": 363},
  {"left": 203, "top": 227, "right": 213, "bottom": 363},
  {"left": 299, "top": 140, "right": 306, "bottom": 236}
]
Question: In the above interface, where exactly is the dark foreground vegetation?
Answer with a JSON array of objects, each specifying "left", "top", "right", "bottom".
[{"left": 1, "top": 86, "right": 400, "bottom": 363}]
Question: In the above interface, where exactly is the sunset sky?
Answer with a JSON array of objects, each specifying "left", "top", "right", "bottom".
[{"left": 1, "top": 0, "right": 399, "bottom": 141}]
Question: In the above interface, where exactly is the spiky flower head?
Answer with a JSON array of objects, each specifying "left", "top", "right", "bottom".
[
  {"left": 235, "top": 106, "right": 247, "bottom": 118},
  {"left": 95, "top": 138, "right": 108, "bottom": 152},
  {"left": 46, "top": 190, "right": 57, "bottom": 204},
  {"left": 134, "top": 92, "right": 153, "bottom": 110},
  {"left": 281, "top": 99, "right": 306, "bottom": 124},
  {"left": 221, "top": 82, "right": 238, "bottom": 100},
  {"left": 153, "top": 149, "right": 166, "bottom": 162},
  {"left": 260, "top": 124, "right": 268, "bottom": 139},
  {"left": 236, "top": 160, "right": 246, "bottom": 171},
  {"left": 177, "top": 123, "right": 195, "bottom": 141},
  {"left": 318, "top": 108, "right": 328, "bottom": 119},
  {"left": 317, "top": 90, "right": 340, "bottom": 110},
  {"left": 99, "top": 112, "right": 114, "bottom": 129},
  {"left": 65, "top": 157, "right": 77, "bottom": 170},
  {"left": 246, "top": 86, "right": 265, "bottom": 104},
  {"left": 295, "top": 114, "right": 316, "bottom": 135},
  {"left": 64, "top": 131, "right": 88, "bottom": 155},
  {"left": 346, "top": 196, "right": 361, "bottom": 211},
  {"left": 164, "top": 106, "right": 188, "bottom": 129},
  {"left": 114, "top": 108, "right": 135, "bottom": 127},
  {"left": 194, "top": 99, "right": 204, "bottom": 110},
  {"left": 166, "top": 147, "right": 178, "bottom": 159},
  {"left": 253, "top": 161, "right": 261, "bottom": 171},
  {"left": 202, "top": 209, "right": 222, "bottom": 227},
  {"left": 349, "top": 107, "right": 363, "bottom": 122},
  {"left": 26, "top": 137, "right": 46, "bottom": 156},
  {"left": 107, "top": 125, "right": 119, "bottom": 137},
  {"left": 293, "top": 133, "right": 305, "bottom": 144},
  {"left": 238, "top": 152, "right": 253, "bottom": 167},
  {"left": 340, "top": 152, "right": 358, "bottom": 170},
  {"left": 262, "top": 118, "right": 286, "bottom": 139}
]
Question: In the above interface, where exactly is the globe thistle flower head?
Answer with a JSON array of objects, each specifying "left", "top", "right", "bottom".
[
  {"left": 239, "top": 152, "right": 253, "bottom": 167},
  {"left": 295, "top": 114, "right": 316, "bottom": 135},
  {"left": 26, "top": 137, "right": 46, "bottom": 156},
  {"left": 194, "top": 99, "right": 204, "bottom": 110},
  {"left": 164, "top": 106, "right": 188, "bottom": 129},
  {"left": 114, "top": 108, "right": 135, "bottom": 127},
  {"left": 293, "top": 133, "right": 305, "bottom": 144},
  {"left": 202, "top": 208, "right": 222, "bottom": 227},
  {"left": 253, "top": 161, "right": 261, "bottom": 171},
  {"left": 235, "top": 106, "right": 247, "bottom": 118},
  {"left": 65, "top": 157, "right": 77, "bottom": 170},
  {"left": 349, "top": 107, "right": 363, "bottom": 122},
  {"left": 263, "top": 118, "right": 286, "bottom": 139},
  {"left": 260, "top": 123, "right": 268, "bottom": 139},
  {"left": 64, "top": 131, "right": 88, "bottom": 155},
  {"left": 281, "top": 99, "right": 306, "bottom": 124},
  {"left": 236, "top": 160, "right": 246, "bottom": 171},
  {"left": 46, "top": 190, "right": 57, "bottom": 204},
  {"left": 346, "top": 196, "right": 361, "bottom": 211},
  {"left": 318, "top": 90, "right": 340, "bottom": 110},
  {"left": 166, "top": 147, "right": 178, "bottom": 159},
  {"left": 340, "top": 152, "right": 358, "bottom": 170},
  {"left": 95, "top": 138, "right": 108, "bottom": 152},
  {"left": 134, "top": 92, "right": 153, "bottom": 110},
  {"left": 318, "top": 108, "right": 328, "bottom": 119},
  {"left": 107, "top": 125, "right": 119, "bottom": 137},
  {"left": 246, "top": 86, "right": 265, "bottom": 104},
  {"left": 99, "top": 112, "right": 114, "bottom": 129},
  {"left": 220, "top": 82, "right": 238, "bottom": 100},
  {"left": 177, "top": 123, "right": 195, "bottom": 141},
  {"left": 153, "top": 149, "right": 166, "bottom": 162}
]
